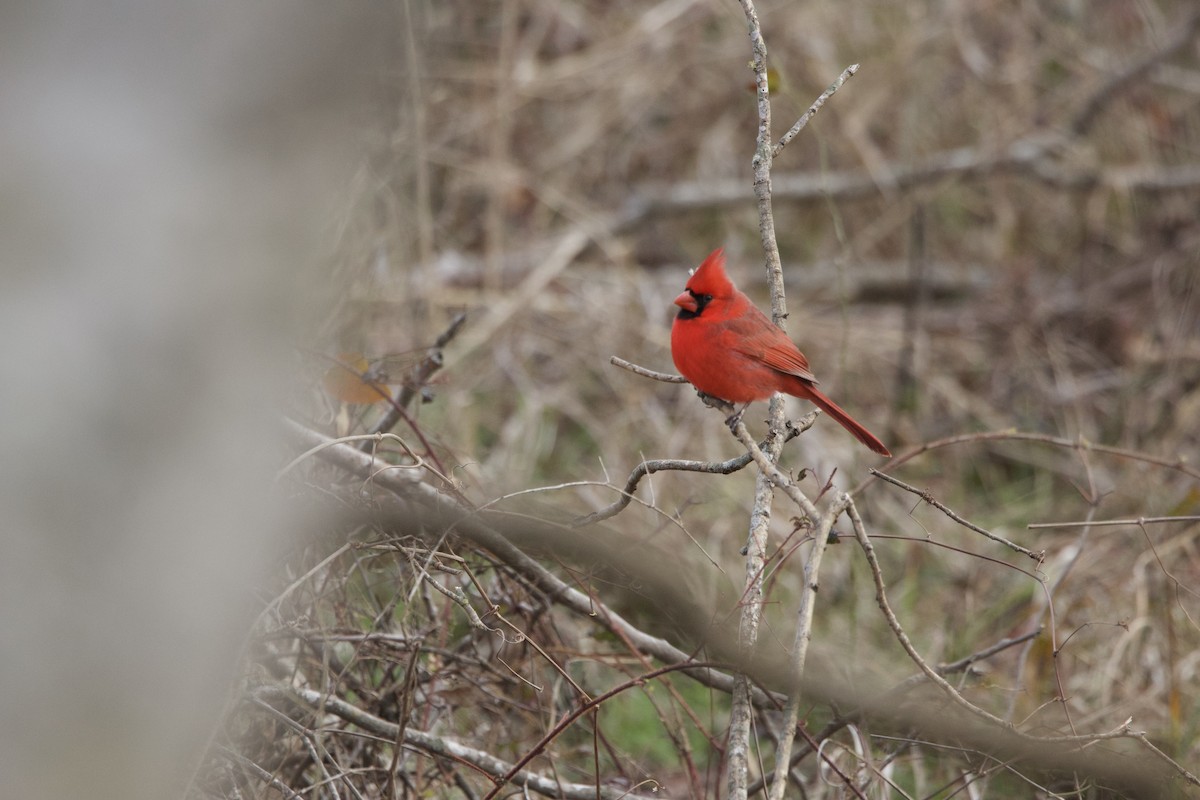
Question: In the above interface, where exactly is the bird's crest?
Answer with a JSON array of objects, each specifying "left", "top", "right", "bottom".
[{"left": 684, "top": 249, "right": 733, "bottom": 298}]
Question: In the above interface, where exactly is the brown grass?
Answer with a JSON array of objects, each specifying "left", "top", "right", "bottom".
[{"left": 203, "top": 1, "right": 1200, "bottom": 798}]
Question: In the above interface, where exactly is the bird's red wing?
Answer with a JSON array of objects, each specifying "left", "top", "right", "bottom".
[
  {"left": 757, "top": 341, "right": 818, "bottom": 384},
  {"left": 725, "top": 312, "right": 819, "bottom": 384}
]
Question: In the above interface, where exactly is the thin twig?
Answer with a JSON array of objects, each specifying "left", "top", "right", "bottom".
[
  {"left": 256, "top": 685, "right": 663, "bottom": 800},
  {"left": 609, "top": 355, "right": 688, "bottom": 383},
  {"left": 1028, "top": 515, "right": 1200, "bottom": 529},
  {"left": 1129, "top": 730, "right": 1200, "bottom": 788},
  {"left": 281, "top": 421, "right": 1192, "bottom": 791},
  {"left": 479, "top": 661, "right": 728, "bottom": 800},
  {"left": 278, "top": 432, "right": 414, "bottom": 481},
  {"left": 422, "top": 573, "right": 496, "bottom": 632},
  {"left": 281, "top": 419, "right": 769, "bottom": 704},
  {"left": 745, "top": 625, "right": 1041, "bottom": 797},
  {"left": 845, "top": 501, "right": 1153, "bottom": 746},
  {"left": 217, "top": 744, "right": 306, "bottom": 800},
  {"left": 773, "top": 63, "right": 859, "bottom": 157},
  {"left": 731, "top": 421, "right": 820, "bottom": 521},
  {"left": 853, "top": 431, "right": 1200, "bottom": 496},
  {"left": 870, "top": 468, "right": 1045, "bottom": 561},
  {"left": 383, "top": 641, "right": 423, "bottom": 800},
  {"left": 571, "top": 424, "right": 804, "bottom": 527},
  {"left": 766, "top": 494, "right": 847, "bottom": 800},
  {"left": 940, "top": 629, "right": 1043, "bottom": 674}
]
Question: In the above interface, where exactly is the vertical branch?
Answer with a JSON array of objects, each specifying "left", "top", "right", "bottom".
[
  {"left": 765, "top": 494, "right": 849, "bottom": 800},
  {"left": 725, "top": 409, "right": 783, "bottom": 800},
  {"left": 728, "top": 422, "right": 843, "bottom": 800},
  {"left": 733, "top": 5, "right": 863, "bottom": 799},
  {"left": 729, "top": 5, "right": 783, "bottom": 800},
  {"left": 738, "top": 0, "right": 786, "bottom": 323}
]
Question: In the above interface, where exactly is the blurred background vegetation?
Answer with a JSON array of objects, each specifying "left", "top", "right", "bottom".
[{"left": 224, "top": 1, "right": 1200, "bottom": 797}]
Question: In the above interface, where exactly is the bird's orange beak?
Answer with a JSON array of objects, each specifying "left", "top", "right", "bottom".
[{"left": 673, "top": 291, "right": 698, "bottom": 313}]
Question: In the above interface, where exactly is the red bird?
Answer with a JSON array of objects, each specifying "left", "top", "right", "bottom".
[{"left": 671, "top": 249, "right": 891, "bottom": 456}]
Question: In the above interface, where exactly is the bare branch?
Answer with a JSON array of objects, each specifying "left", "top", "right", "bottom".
[
  {"left": 256, "top": 686, "right": 662, "bottom": 800},
  {"left": 730, "top": 420, "right": 820, "bottom": 521},
  {"left": 279, "top": 420, "right": 1191, "bottom": 794},
  {"left": 1028, "top": 515, "right": 1200, "bottom": 530},
  {"left": 852, "top": 430, "right": 1200, "bottom": 495},
  {"left": 869, "top": 468, "right": 1045, "bottom": 561},
  {"left": 216, "top": 745, "right": 306, "bottom": 800},
  {"left": 939, "top": 628, "right": 1043, "bottom": 674},
  {"left": 765, "top": 492, "right": 848, "bottom": 800},
  {"left": 845, "top": 501, "right": 1160, "bottom": 748},
  {"left": 727, "top": 5, "right": 871, "bottom": 797},
  {"left": 1129, "top": 730, "right": 1200, "bottom": 789},
  {"left": 281, "top": 419, "right": 767, "bottom": 701},
  {"left": 773, "top": 63, "right": 859, "bottom": 157},
  {"left": 571, "top": 423, "right": 805, "bottom": 527},
  {"left": 609, "top": 355, "right": 688, "bottom": 383},
  {"left": 480, "top": 661, "right": 727, "bottom": 800}
]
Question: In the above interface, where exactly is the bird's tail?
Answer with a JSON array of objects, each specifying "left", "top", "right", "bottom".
[{"left": 797, "top": 384, "right": 891, "bottom": 456}]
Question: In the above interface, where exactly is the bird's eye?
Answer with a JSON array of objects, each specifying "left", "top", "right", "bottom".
[{"left": 703, "top": 294, "right": 713, "bottom": 303}]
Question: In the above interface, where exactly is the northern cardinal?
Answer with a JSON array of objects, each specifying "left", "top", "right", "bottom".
[{"left": 671, "top": 249, "right": 891, "bottom": 456}]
